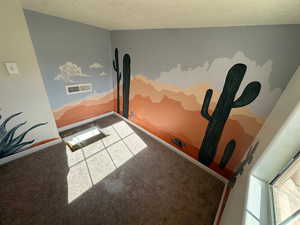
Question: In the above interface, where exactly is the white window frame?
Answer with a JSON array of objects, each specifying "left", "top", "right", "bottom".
[
  {"left": 269, "top": 150, "right": 300, "bottom": 225},
  {"left": 65, "top": 83, "right": 92, "bottom": 95}
]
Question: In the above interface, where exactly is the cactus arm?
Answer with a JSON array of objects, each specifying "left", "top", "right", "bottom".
[
  {"left": 233, "top": 81, "right": 261, "bottom": 108},
  {"left": 113, "top": 60, "right": 117, "bottom": 71},
  {"left": 117, "top": 72, "right": 122, "bottom": 81},
  {"left": 201, "top": 89, "right": 213, "bottom": 121},
  {"left": 219, "top": 140, "right": 236, "bottom": 169}
]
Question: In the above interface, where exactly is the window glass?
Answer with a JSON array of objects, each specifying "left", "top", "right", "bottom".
[{"left": 273, "top": 157, "right": 300, "bottom": 224}]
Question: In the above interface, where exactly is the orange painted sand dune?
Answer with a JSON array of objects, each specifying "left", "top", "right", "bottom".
[
  {"left": 129, "top": 95, "right": 257, "bottom": 175},
  {"left": 126, "top": 76, "right": 263, "bottom": 175},
  {"left": 54, "top": 92, "right": 114, "bottom": 128}
]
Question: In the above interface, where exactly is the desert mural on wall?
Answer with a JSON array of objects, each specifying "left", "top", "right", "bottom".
[
  {"left": 198, "top": 63, "right": 261, "bottom": 169},
  {"left": 0, "top": 112, "right": 54, "bottom": 159},
  {"left": 52, "top": 61, "right": 113, "bottom": 128},
  {"left": 24, "top": 10, "right": 114, "bottom": 129},
  {"left": 114, "top": 51, "right": 281, "bottom": 178},
  {"left": 113, "top": 48, "right": 132, "bottom": 118},
  {"left": 54, "top": 91, "right": 114, "bottom": 128}
]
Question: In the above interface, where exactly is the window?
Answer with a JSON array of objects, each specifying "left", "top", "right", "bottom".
[
  {"left": 271, "top": 151, "right": 300, "bottom": 225},
  {"left": 65, "top": 83, "right": 92, "bottom": 95}
]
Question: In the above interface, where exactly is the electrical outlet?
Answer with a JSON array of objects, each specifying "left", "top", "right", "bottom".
[
  {"left": 130, "top": 111, "right": 135, "bottom": 119},
  {"left": 4, "top": 62, "right": 19, "bottom": 75},
  {"left": 172, "top": 138, "right": 186, "bottom": 148}
]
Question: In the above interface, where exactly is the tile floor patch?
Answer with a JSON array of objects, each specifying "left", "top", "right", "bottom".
[
  {"left": 113, "top": 121, "right": 134, "bottom": 138},
  {"left": 86, "top": 150, "right": 116, "bottom": 184},
  {"left": 106, "top": 141, "right": 134, "bottom": 168},
  {"left": 66, "top": 146, "right": 84, "bottom": 167},
  {"left": 101, "top": 126, "right": 121, "bottom": 147},
  {"left": 123, "top": 133, "right": 148, "bottom": 155},
  {"left": 83, "top": 140, "right": 105, "bottom": 157},
  {"left": 67, "top": 161, "right": 92, "bottom": 203}
]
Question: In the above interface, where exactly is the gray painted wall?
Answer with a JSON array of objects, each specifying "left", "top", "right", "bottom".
[
  {"left": 24, "top": 10, "right": 113, "bottom": 110},
  {"left": 111, "top": 25, "right": 300, "bottom": 118},
  {"left": 112, "top": 25, "right": 300, "bottom": 90}
]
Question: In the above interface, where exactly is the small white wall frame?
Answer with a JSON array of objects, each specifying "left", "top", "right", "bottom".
[{"left": 65, "top": 83, "right": 92, "bottom": 95}]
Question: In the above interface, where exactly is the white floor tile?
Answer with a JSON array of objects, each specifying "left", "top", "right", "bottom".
[
  {"left": 67, "top": 161, "right": 92, "bottom": 203},
  {"left": 101, "top": 126, "right": 121, "bottom": 147},
  {"left": 106, "top": 141, "right": 134, "bottom": 168},
  {"left": 123, "top": 133, "right": 148, "bottom": 155},
  {"left": 86, "top": 150, "right": 116, "bottom": 184},
  {"left": 83, "top": 140, "right": 105, "bottom": 157},
  {"left": 113, "top": 121, "right": 134, "bottom": 138},
  {"left": 66, "top": 147, "right": 84, "bottom": 167}
]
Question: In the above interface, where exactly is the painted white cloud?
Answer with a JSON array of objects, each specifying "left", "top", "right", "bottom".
[
  {"left": 55, "top": 62, "right": 90, "bottom": 83},
  {"left": 99, "top": 71, "right": 108, "bottom": 76},
  {"left": 89, "top": 62, "right": 103, "bottom": 69},
  {"left": 157, "top": 52, "right": 282, "bottom": 117}
]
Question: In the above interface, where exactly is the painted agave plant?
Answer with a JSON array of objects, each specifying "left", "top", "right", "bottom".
[{"left": 0, "top": 112, "right": 47, "bottom": 159}]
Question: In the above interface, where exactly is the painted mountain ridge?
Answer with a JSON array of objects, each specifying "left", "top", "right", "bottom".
[
  {"left": 53, "top": 91, "right": 114, "bottom": 128},
  {"left": 130, "top": 75, "right": 263, "bottom": 136},
  {"left": 127, "top": 75, "right": 263, "bottom": 174}
]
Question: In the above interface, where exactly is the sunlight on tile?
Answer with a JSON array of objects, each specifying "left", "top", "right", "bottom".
[
  {"left": 123, "top": 133, "right": 148, "bottom": 154},
  {"left": 83, "top": 140, "right": 105, "bottom": 157},
  {"left": 107, "top": 141, "right": 134, "bottom": 167},
  {"left": 66, "top": 120, "right": 147, "bottom": 204},
  {"left": 86, "top": 150, "right": 116, "bottom": 184},
  {"left": 66, "top": 146, "right": 84, "bottom": 167},
  {"left": 113, "top": 121, "right": 134, "bottom": 138},
  {"left": 67, "top": 161, "right": 92, "bottom": 203},
  {"left": 64, "top": 126, "right": 101, "bottom": 146},
  {"left": 102, "top": 126, "right": 121, "bottom": 147}
]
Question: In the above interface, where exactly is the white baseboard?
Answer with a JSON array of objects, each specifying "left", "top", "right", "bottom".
[
  {"left": 113, "top": 112, "right": 228, "bottom": 184},
  {"left": 0, "top": 138, "right": 62, "bottom": 166},
  {"left": 58, "top": 112, "right": 114, "bottom": 132},
  {"left": 213, "top": 183, "right": 228, "bottom": 225}
]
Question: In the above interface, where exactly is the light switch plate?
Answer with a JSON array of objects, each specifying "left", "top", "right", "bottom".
[{"left": 4, "top": 62, "right": 19, "bottom": 75}]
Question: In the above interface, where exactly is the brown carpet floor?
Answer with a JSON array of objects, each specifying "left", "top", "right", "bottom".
[{"left": 0, "top": 115, "right": 225, "bottom": 225}]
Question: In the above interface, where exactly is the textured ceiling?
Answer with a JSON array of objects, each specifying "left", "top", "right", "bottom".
[{"left": 21, "top": 0, "right": 300, "bottom": 30}]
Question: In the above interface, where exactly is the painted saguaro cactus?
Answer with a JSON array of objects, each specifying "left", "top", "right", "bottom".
[
  {"left": 0, "top": 112, "right": 47, "bottom": 158},
  {"left": 122, "top": 54, "right": 131, "bottom": 118},
  {"left": 113, "top": 48, "right": 122, "bottom": 113},
  {"left": 198, "top": 63, "right": 261, "bottom": 167}
]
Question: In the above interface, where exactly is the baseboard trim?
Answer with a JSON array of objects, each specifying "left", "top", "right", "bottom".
[
  {"left": 58, "top": 112, "right": 114, "bottom": 132},
  {"left": 213, "top": 183, "right": 228, "bottom": 225},
  {"left": 0, "top": 138, "right": 62, "bottom": 166},
  {"left": 113, "top": 112, "right": 228, "bottom": 184}
]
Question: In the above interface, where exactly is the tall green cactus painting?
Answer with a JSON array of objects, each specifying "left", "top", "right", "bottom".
[
  {"left": 113, "top": 48, "right": 122, "bottom": 113},
  {"left": 123, "top": 54, "right": 131, "bottom": 118},
  {"left": 0, "top": 112, "right": 47, "bottom": 159},
  {"left": 199, "top": 63, "right": 261, "bottom": 167}
]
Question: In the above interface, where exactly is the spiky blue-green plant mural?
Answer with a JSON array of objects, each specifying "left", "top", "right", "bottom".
[{"left": 0, "top": 112, "right": 47, "bottom": 159}]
